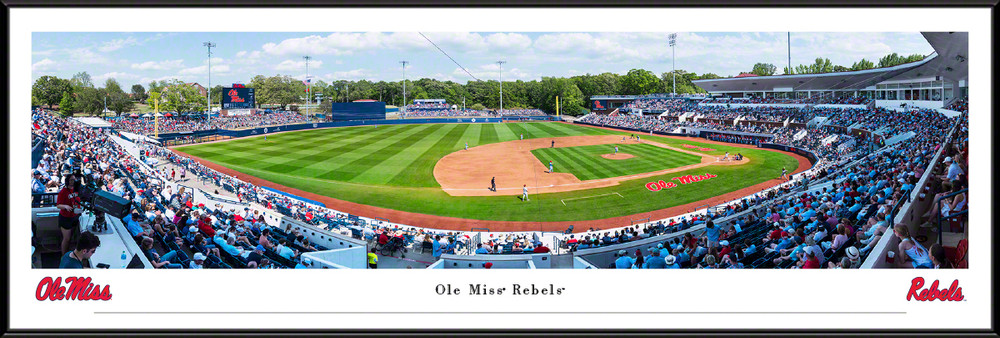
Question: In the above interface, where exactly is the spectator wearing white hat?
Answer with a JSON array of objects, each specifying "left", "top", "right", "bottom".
[
  {"left": 189, "top": 252, "right": 207, "bottom": 269},
  {"left": 664, "top": 255, "right": 680, "bottom": 269}
]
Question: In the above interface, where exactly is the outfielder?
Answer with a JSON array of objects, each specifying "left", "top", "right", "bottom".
[
  {"left": 614, "top": 146, "right": 619, "bottom": 155},
  {"left": 520, "top": 134, "right": 524, "bottom": 140},
  {"left": 465, "top": 142, "right": 468, "bottom": 150}
]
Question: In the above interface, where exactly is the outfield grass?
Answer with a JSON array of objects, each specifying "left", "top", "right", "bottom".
[
  {"left": 530, "top": 143, "right": 702, "bottom": 181},
  {"left": 176, "top": 122, "right": 802, "bottom": 222}
]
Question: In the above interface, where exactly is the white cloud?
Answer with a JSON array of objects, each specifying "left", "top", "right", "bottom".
[
  {"left": 67, "top": 48, "right": 109, "bottom": 64},
  {"left": 139, "top": 75, "right": 187, "bottom": 85},
  {"left": 321, "top": 69, "right": 372, "bottom": 81},
  {"left": 179, "top": 64, "right": 230, "bottom": 75},
  {"left": 262, "top": 32, "right": 383, "bottom": 56},
  {"left": 131, "top": 59, "right": 185, "bottom": 71},
  {"left": 95, "top": 71, "right": 139, "bottom": 83},
  {"left": 274, "top": 59, "right": 322, "bottom": 71},
  {"left": 453, "top": 63, "right": 531, "bottom": 81},
  {"left": 32, "top": 58, "right": 56, "bottom": 72},
  {"left": 98, "top": 36, "right": 138, "bottom": 52}
]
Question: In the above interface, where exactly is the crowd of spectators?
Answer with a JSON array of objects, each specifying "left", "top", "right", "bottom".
[
  {"left": 620, "top": 99, "right": 695, "bottom": 115},
  {"left": 404, "top": 102, "right": 451, "bottom": 111},
  {"left": 947, "top": 97, "right": 968, "bottom": 114},
  {"left": 109, "top": 111, "right": 312, "bottom": 135},
  {"left": 578, "top": 113, "right": 683, "bottom": 133}
]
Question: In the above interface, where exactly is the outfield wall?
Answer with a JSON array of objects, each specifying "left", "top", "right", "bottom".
[{"left": 154, "top": 116, "right": 561, "bottom": 142}]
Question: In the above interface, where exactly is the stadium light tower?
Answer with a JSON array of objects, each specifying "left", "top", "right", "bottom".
[
  {"left": 668, "top": 33, "right": 677, "bottom": 96},
  {"left": 400, "top": 61, "right": 408, "bottom": 117},
  {"left": 203, "top": 41, "right": 216, "bottom": 121},
  {"left": 497, "top": 60, "right": 506, "bottom": 112},
  {"left": 303, "top": 55, "right": 311, "bottom": 116}
]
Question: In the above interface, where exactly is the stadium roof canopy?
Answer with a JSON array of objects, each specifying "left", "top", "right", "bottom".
[
  {"left": 692, "top": 32, "right": 968, "bottom": 93},
  {"left": 71, "top": 117, "right": 113, "bottom": 128}
]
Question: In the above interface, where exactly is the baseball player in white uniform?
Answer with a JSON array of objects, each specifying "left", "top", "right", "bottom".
[{"left": 522, "top": 185, "right": 529, "bottom": 201}]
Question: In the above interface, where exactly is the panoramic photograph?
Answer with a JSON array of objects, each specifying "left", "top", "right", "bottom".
[{"left": 30, "top": 31, "right": 969, "bottom": 270}]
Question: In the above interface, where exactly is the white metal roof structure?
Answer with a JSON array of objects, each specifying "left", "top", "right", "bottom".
[{"left": 691, "top": 32, "right": 968, "bottom": 93}]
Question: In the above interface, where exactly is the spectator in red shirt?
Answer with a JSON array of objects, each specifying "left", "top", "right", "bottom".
[
  {"left": 56, "top": 174, "right": 83, "bottom": 254},
  {"left": 802, "top": 251, "right": 821, "bottom": 269},
  {"left": 533, "top": 244, "right": 550, "bottom": 253}
]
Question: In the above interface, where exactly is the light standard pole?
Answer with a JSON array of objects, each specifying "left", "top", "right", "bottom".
[
  {"left": 303, "top": 55, "right": 311, "bottom": 116},
  {"left": 668, "top": 33, "right": 676, "bottom": 96},
  {"left": 203, "top": 41, "right": 215, "bottom": 121},
  {"left": 400, "top": 61, "right": 408, "bottom": 117},
  {"left": 497, "top": 60, "right": 506, "bottom": 112}
]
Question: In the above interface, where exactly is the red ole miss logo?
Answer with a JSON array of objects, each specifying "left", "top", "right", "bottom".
[
  {"left": 906, "top": 277, "right": 963, "bottom": 301},
  {"left": 228, "top": 89, "right": 245, "bottom": 103},
  {"left": 646, "top": 173, "right": 718, "bottom": 191},
  {"left": 36, "top": 277, "right": 112, "bottom": 301}
]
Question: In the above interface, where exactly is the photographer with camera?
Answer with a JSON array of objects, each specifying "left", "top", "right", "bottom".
[{"left": 56, "top": 174, "right": 84, "bottom": 255}]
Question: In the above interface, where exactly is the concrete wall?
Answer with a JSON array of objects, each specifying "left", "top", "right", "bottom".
[
  {"left": 301, "top": 246, "right": 367, "bottom": 269},
  {"left": 430, "top": 253, "right": 551, "bottom": 269}
]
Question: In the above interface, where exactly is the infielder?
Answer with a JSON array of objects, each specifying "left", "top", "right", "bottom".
[
  {"left": 522, "top": 184, "right": 529, "bottom": 201},
  {"left": 614, "top": 146, "right": 619, "bottom": 155},
  {"left": 465, "top": 142, "right": 468, "bottom": 150},
  {"left": 490, "top": 177, "right": 496, "bottom": 192},
  {"left": 549, "top": 161, "right": 554, "bottom": 173},
  {"left": 520, "top": 134, "right": 524, "bottom": 140}
]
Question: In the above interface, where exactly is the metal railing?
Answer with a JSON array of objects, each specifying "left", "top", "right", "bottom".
[{"left": 936, "top": 188, "right": 968, "bottom": 245}]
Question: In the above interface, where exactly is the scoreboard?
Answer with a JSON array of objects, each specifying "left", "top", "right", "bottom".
[{"left": 222, "top": 87, "right": 255, "bottom": 109}]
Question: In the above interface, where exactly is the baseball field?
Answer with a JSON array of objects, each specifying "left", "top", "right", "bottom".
[{"left": 173, "top": 122, "right": 806, "bottom": 228}]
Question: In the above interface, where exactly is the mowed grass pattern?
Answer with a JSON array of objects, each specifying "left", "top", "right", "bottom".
[
  {"left": 176, "top": 122, "right": 614, "bottom": 188},
  {"left": 175, "top": 122, "right": 803, "bottom": 222},
  {"left": 531, "top": 143, "right": 703, "bottom": 181}
]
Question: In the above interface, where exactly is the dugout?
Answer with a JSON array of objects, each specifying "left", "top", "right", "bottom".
[{"left": 328, "top": 101, "right": 387, "bottom": 121}]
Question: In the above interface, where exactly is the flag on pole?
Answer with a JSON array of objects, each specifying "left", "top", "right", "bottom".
[{"left": 303, "top": 79, "right": 311, "bottom": 85}]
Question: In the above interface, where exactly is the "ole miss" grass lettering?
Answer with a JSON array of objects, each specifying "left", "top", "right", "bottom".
[{"left": 646, "top": 173, "right": 718, "bottom": 192}]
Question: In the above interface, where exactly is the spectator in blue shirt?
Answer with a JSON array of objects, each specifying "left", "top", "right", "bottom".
[
  {"left": 432, "top": 235, "right": 443, "bottom": 259},
  {"left": 59, "top": 231, "right": 100, "bottom": 268},
  {"left": 704, "top": 220, "right": 721, "bottom": 249},
  {"left": 295, "top": 258, "right": 312, "bottom": 269},
  {"left": 475, "top": 243, "right": 490, "bottom": 254},
  {"left": 614, "top": 250, "right": 635, "bottom": 269},
  {"left": 643, "top": 250, "right": 667, "bottom": 269}
]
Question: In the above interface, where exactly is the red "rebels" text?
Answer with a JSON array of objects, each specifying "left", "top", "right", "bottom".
[{"left": 906, "top": 277, "right": 963, "bottom": 301}]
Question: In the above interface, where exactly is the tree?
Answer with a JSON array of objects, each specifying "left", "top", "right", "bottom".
[
  {"left": 105, "top": 78, "right": 134, "bottom": 116},
  {"left": 32, "top": 76, "right": 72, "bottom": 108},
  {"left": 851, "top": 58, "right": 875, "bottom": 71},
  {"left": 833, "top": 65, "right": 849, "bottom": 72},
  {"left": 469, "top": 103, "right": 486, "bottom": 110},
  {"left": 210, "top": 85, "right": 223, "bottom": 105},
  {"left": 59, "top": 92, "right": 74, "bottom": 114},
  {"left": 131, "top": 84, "right": 147, "bottom": 103},
  {"left": 74, "top": 87, "right": 105, "bottom": 116},
  {"left": 876, "top": 53, "right": 924, "bottom": 68},
  {"left": 70, "top": 71, "right": 94, "bottom": 90},
  {"left": 619, "top": 69, "right": 661, "bottom": 95},
  {"left": 148, "top": 91, "right": 161, "bottom": 112},
  {"left": 750, "top": 63, "right": 777, "bottom": 76},
  {"left": 160, "top": 80, "right": 204, "bottom": 113}
]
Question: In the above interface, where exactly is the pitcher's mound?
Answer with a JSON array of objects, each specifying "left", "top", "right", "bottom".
[{"left": 601, "top": 153, "right": 634, "bottom": 160}]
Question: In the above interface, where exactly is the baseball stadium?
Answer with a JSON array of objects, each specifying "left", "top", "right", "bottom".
[{"left": 30, "top": 31, "right": 969, "bottom": 270}]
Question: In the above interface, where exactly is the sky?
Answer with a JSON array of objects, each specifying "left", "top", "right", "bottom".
[{"left": 31, "top": 32, "right": 934, "bottom": 88}]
